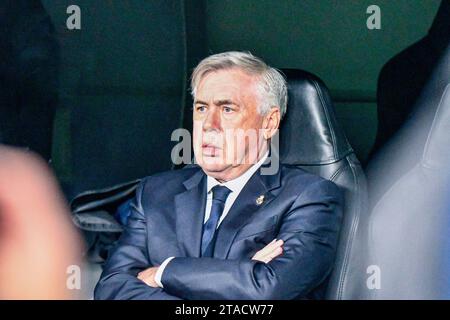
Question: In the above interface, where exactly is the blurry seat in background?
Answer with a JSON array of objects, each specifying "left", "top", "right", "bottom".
[
  {"left": 363, "top": 7, "right": 450, "bottom": 297},
  {"left": 367, "top": 0, "right": 449, "bottom": 166},
  {"left": 367, "top": 38, "right": 450, "bottom": 207},
  {"left": 280, "top": 69, "right": 368, "bottom": 299},
  {"left": 367, "top": 85, "right": 450, "bottom": 299},
  {"left": 363, "top": 25, "right": 450, "bottom": 297}
]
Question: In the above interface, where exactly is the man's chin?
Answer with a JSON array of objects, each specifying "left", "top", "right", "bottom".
[
  {"left": 198, "top": 160, "right": 231, "bottom": 177},
  {"left": 199, "top": 162, "right": 228, "bottom": 173}
]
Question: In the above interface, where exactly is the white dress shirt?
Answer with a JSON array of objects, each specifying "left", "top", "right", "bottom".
[{"left": 154, "top": 152, "right": 269, "bottom": 288}]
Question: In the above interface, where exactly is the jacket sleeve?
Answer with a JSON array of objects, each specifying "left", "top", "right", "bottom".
[
  {"left": 161, "top": 179, "right": 344, "bottom": 300},
  {"left": 94, "top": 179, "right": 182, "bottom": 300}
]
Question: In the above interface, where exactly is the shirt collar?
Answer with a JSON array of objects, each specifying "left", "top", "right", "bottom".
[{"left": 206, "top": 152, "right": 269, "bottom": 195}]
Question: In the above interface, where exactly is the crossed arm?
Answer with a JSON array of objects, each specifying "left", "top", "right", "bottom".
[
  {"left": 94, "top": 179, "right": 343, "bottom": 300},
  {"left": 137, "top": 239, "right": 284, "bottom": 287}
]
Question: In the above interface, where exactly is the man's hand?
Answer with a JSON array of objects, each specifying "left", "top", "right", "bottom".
[
  {"left": 252, "top": 239, "right": 284, "bottom": 263},
  {"left": 137, "top": 266, "right": 160, "bottom": 287}
]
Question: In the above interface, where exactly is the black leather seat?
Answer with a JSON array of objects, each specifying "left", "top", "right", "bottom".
[{"left": 280, "top": 69, "right": 368, "bottom": 299}]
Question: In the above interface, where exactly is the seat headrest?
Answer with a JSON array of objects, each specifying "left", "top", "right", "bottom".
[
  {"left": 279, "top": 69, "right": 352, "bottom": 165},
  {"left": 422, "top": 84, "right": 450, "bottom": 169}
]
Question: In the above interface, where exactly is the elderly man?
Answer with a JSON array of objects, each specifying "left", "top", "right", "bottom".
[{"left": 94, "top": 51, "right": 344, "bottom": 300}]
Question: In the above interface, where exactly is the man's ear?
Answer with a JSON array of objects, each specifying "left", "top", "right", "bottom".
[{"left": 262, "top": 107, "right": 281, "bottom": 140}]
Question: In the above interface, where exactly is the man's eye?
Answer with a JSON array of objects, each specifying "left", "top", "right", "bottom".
[
  {"left": 196, "top": 106, "right": 206, "bottom": 112},
  {"left": 223, "top": 106, "right": 234, "bottom": 113}
]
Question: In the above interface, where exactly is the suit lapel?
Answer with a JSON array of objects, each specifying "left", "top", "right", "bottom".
[
  {"left": 213, "top": 167, "right": 281, "bottom": 259},
  {"left": 175, "top": 169, "right": 207, "bottom": 257}
]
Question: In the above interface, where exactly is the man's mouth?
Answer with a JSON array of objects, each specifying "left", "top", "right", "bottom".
[{"left": 201, "top": 143, "right": 221, "bottom": 157}]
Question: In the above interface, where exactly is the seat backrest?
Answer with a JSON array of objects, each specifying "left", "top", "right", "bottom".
[
  {"left": 280, "top": 69, "right": 368, "bottom": 299},
  {"left": 367, "top": 40, "right": 450, "bottom": 208},
  {"left": 367, "top": 85, "right": 450, "bottom": 299}
]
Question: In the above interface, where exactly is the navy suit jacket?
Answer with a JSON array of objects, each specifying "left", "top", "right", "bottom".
[{"left": 94, "top": 164, "right": 344, "bottom": 300}]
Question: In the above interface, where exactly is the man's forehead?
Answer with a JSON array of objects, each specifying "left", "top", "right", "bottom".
[
  {"left": 202, "top": 68, "right": 258, "bottom": 86},
  {"left": 196, "top": 69, "right": 260, "bottom": 101}
]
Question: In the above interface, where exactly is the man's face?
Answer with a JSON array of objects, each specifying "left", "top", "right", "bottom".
[{"left": 193, "top": 68, "right": 268, "bottom": 182}]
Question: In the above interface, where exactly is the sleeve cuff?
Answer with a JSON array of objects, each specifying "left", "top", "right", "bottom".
[{"left": 155, "top": 256, "right": 175, "bottom": 288}]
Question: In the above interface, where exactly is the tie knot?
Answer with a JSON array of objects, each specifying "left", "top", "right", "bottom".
[{"left": 211, "top": 185, "right": 231, "bottom": 203}]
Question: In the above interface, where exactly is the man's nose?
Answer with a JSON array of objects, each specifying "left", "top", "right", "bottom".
[{"left": 203, "top": 107, "right": 222, "bottom": 131}]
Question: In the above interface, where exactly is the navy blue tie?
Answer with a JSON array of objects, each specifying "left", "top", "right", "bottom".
[{"left": 201, "top": 185, "right": 231, "bottom": 257}]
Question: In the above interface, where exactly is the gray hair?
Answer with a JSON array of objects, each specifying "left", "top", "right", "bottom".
[{"left": 191, "top": 51, "right": 288, "bottom": 119}]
